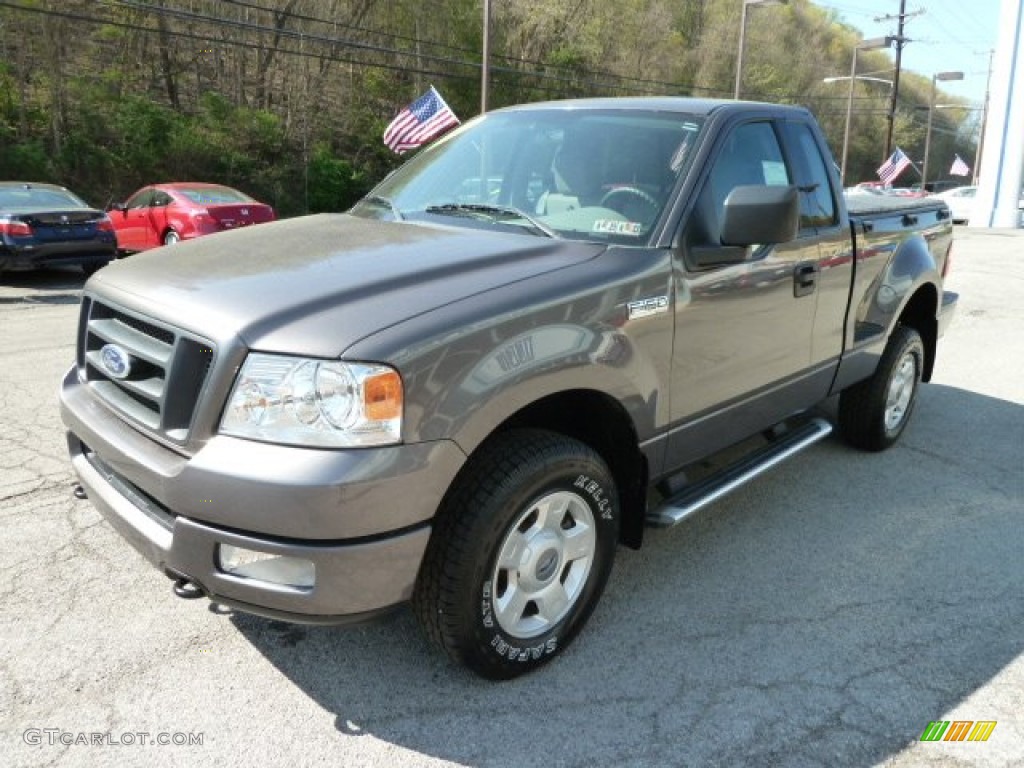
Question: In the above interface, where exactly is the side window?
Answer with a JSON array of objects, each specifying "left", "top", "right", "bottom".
[
  {"left": 708, "top": 122, "right": 790, "bottom": 214},
  {"left": 126, "top": 190, "right": 154, "bottom": 209},
  {"left": 152, "top": 192, "right": 173, "bottom": 208},
  {"left": 691, "top": 121, "right": 790, "bottom": 247},
  {"left": 781, "top": 122, "right": 838, "bottom": 229}
]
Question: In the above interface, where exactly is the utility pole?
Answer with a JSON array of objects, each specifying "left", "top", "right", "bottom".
[{"left": 876, "top": 1, "right": 924, "bottom": 159}]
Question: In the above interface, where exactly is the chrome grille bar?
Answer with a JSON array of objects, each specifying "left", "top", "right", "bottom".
[{"left": 80, "top": 298, "right": 215, "bottom": 444}]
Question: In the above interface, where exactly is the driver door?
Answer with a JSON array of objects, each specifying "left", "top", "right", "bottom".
[
  {"left": 665, "top": 119, "right": 831, "bottom": 469},
  {"left": 118, "top": 189, "right": 155, "bottom": 252}
]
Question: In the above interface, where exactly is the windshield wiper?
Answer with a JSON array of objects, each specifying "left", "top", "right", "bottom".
[
  {"left": 363, "top": 195, "right": 404, "bottom": 221},
  {"left": 424, "top": 203, "right": 557, "bottom": 238}
]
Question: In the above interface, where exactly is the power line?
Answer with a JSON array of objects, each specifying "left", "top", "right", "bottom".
[
  {"left": 216, "top": 0, "right": 722, "bottom": 95},
  {"left": 0, "top": 0, "right": 694, "bottom": 99},
  {"left": 111, "top": 0, "right": 717, "bottom": 98},
  {"left": 1, "top": 1, "right": 475, "bottom": 85}
]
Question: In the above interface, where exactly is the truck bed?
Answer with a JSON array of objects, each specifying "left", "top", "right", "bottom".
[
  {"left": 845, "top": 193, "right": 948, "bottom": 219},
  {"left": 846, "top": 194, "right": 952, "bottom": 255}
]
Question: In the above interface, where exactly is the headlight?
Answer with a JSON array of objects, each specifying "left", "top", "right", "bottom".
[{"left": 220, "top": 354, "right": 402, "bottom": 447}]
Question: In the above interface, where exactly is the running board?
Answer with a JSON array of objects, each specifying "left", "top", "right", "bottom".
[{"left": 646, "top": 417, "right": 833, "bottom": 528}]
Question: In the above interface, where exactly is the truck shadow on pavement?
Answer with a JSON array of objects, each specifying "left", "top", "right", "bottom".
[{"left": 232, "top": 383, "right": 1023, "bottom": 767}]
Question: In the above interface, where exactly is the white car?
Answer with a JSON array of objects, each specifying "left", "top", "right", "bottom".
[{"left": 933, "top": 186, "right": 977, "bottom": 224}]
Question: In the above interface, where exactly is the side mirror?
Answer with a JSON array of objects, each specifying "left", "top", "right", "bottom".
[
  {"left": 720, "top": 185, "right": 800, "bottom": 247},
  {"left": 107, "top": 202, "right": 128, "bottom": 214}
]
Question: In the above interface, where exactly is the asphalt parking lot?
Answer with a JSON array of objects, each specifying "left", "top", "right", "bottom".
[{"left": 3, "top": 228, "right": 1023, "bottom": 768}]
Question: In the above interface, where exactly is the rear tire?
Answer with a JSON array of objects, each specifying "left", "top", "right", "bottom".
[
  {"left": 413, "top": 429, "right": 619, "bottom": 680},
  {"left": 839, "top": 325, "right": 924, "bottom": 451}
]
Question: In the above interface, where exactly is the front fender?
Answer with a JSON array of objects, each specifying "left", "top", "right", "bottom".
[
  {"left": 427, "top": 324, "right": 661, "bottom": 455},
  {"left": 341, "top": 250, "right": 676, "bottom": 456}
]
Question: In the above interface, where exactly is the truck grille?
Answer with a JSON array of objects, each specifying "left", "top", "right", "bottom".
[{"left": 79, "top": 297, "right": 215, "bottom": 443}]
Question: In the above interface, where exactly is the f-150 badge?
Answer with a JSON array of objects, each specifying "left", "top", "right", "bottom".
[{"left": 627, "top": 295, "right": 669, "bottom": 319}]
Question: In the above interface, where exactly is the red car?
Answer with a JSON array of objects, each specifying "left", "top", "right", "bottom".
[{"left": 108, "top": 183, "right": 275, "bottom": 253}]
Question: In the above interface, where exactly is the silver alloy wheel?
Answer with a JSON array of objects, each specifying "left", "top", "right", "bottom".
[
  {"left": 164, "top": 230, "right": 179, "bottom": 245},
  {"left": 491, "top": 490, "right": 596, "bottom": 639},
  {"left": 884, "top": 351, "right": 917, "bottom": 431}
]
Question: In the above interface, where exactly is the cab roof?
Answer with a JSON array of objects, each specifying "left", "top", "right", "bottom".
[{"left": 495, "top": 97, "right": 812, "bottom": 120}]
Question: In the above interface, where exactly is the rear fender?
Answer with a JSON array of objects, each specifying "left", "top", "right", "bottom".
[
  {"left": 876, "top": 232, "right": 940, "bottom": 330},
  {"left": 831, "top": 231, "right": 941, "bottom": 394}
]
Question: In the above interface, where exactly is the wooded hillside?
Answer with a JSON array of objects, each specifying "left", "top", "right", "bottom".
[{"left": 0, "top": 0, "right": 975, "bottom": 215}]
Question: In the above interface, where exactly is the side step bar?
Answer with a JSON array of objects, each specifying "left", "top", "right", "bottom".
[{"left": 646, "top": 417, "right": 833, "bottom": 528}]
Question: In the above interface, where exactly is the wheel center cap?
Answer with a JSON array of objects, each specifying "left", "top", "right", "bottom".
[{"left": 535, "top": 548, "right": 559, "bottom": 582}]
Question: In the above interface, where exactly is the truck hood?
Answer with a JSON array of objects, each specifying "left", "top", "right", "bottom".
[{"left": 91, "top": 213, "right": 605, "bottom": 357}]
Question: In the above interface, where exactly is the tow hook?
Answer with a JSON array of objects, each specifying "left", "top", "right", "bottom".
[
  {"left": 172, "top": 578, "right": 205, "bottom": 600},
  {"left": 72, "top": 484, "right": 88, "bottom": 500}
]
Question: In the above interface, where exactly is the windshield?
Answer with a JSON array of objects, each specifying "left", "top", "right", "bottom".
[{"left": 353, "top": 108, "right": 704, "bottom": 245}]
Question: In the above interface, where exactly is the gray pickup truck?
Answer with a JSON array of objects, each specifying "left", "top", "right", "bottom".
[{"left": 61, "top": 98, "right": 957, "bottom": 679}]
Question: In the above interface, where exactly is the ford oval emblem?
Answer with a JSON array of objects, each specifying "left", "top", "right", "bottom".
[{"left": 100, "top": 344, "right": 132, "bottom": 380}]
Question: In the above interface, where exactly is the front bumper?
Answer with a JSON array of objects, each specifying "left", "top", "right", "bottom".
[{"left": 60, "top": 366, "right": 466, "bottom": 622}]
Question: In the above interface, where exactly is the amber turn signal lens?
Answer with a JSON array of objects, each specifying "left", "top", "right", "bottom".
[{"left": 363, "top": 370, "right": 403, "bottom": 421}]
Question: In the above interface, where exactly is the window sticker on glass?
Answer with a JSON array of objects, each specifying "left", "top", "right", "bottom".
[
  {"left": 593, "top": 219, "right": 643, "bottom": 236},
  {"left": 762, "top": 161, "right": 790, "bottom": 186},
  {"left": 671, "top": 122, "right": 701, "bottom": 172}
]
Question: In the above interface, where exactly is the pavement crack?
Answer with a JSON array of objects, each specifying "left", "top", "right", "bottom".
[{"left": 0, "top": 478, "right": 75, "bottom": 505}]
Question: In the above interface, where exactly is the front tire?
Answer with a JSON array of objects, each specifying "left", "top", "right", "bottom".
[
  {"left": 839, "top": 325, "right": 924, "bottom": 451},
  {"left": 413, "top": 429, "right": 619, "bottom": 680},
  {"left": 163, "top": 230, "right": 180, "bottom": 245}
]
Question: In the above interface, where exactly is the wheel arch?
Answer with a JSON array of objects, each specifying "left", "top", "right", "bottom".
[
  {"left": 462, "top": 389, "right": 649, "bottom": 550},
  {"left": 877, "top": 229, "right": 943, "bottom": 383},
  {"left": 895, "top": 282, "right": 939, "bottom": 381}
]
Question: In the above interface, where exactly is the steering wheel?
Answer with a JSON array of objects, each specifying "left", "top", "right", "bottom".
[{"left": 599, "top": 186, "right": 660, "bottom": 218}]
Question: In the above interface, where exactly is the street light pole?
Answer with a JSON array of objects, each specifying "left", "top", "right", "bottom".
[
  {"left": 734, "top": 0, "right": 788, "bottom": 100},
  {"left": 734, "top": 1, "right": 751, "bottom": 100},
  {"left": 838, "top": 37, "right": 894, "bottom": 185},
  {"left": 973, "top": 49, "right": 994, "bottom": 186},
  {"left": 922, "top": 70, "right": 964, "bottom": 188},
  {"left": 480, "top": 0, "right": 491, "bottom": 113},
  {"left": 841, "top": 54, "right": 858, "bottom": 184}
]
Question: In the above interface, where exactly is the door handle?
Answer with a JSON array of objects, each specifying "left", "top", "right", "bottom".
[{"left": 793, "top": 262, "right": 819, "bottom": 298}]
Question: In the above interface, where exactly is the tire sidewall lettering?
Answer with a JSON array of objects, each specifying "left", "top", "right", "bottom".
[
  {"left": 489, "top": 632, "right": 559, "bottom": 663},
  {"left": 573, "top": 473, "right": 614, "bottom": 520},
  {"left": 481, "top": 579, "right": 560, "bottom": 662}
]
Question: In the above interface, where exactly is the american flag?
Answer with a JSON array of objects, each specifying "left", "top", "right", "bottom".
[
  {"left": 383, "top": 86, "right": 460, "bottom": 154},
  {"left": 877, "top": 147, "right": 912, "bottom": 184},
  {"left": 950, "top": 154, "right": 971, "bottom": 177}
]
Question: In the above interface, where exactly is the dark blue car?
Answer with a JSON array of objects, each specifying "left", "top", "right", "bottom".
[{"left": 0, "top": 182, "right": 117, "bottom": 278}]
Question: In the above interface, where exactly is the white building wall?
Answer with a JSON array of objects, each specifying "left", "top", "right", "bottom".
[{"left": 970, "top": 0, "right": 1024, "bottom": 228}]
